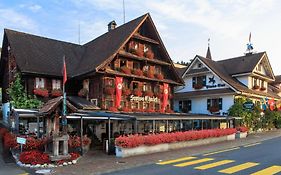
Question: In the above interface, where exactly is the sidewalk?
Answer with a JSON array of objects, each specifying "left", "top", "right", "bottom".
[{"left": 54, "top": 129, "right": 281, "bottom": 175}]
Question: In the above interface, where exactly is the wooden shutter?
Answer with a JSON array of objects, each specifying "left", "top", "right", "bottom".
[
  {"left": 192, "top": 77, "right": 196, "bottom": 87},
  {"left": 207, "top": 99, "right": 211, "bottom": 110},
  {"left": 219, "top": 98, "right": 223, "bottom": 110},
  {"left": 188, "top": 100, "right": 192, "bottom": 111},
  {"left": 203, "top": 76, "right": 206, "bottom": 86}
]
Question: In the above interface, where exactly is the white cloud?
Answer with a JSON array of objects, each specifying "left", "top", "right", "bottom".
[{"left": 19, "top": 3, "right": 42, "bottom": 13}]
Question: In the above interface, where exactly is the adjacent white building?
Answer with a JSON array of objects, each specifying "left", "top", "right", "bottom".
[{"left": 174, "top": 47, "right": 280, "bottom": 115}]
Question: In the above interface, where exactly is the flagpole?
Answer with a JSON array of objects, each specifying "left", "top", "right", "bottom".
[{"left": 62, "top": 56, "right": 67, "bottom": 134}]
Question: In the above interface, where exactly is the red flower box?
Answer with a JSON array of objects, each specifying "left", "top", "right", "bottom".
[
  {"left": 165, "top": 109, "right": 174, "bottom": 113},
  {"left": 144, "top": 51, "right": 154, "bottom": 59},
  {"left": 122, "top": 88, "right": 131, "bottom": 96},
  {"left": 144, "top": 91, "right": 154, "bottom": 97},
  {"left": 33, "top": 88, "right": 49, "bottom": 97},
  {"left": 121, "top": 66, "right": 131, "bottom": 74},
  {"left": 132, "top": 69, "right": 143, "bottom": 76},
  {"left": 155, "top": 73, "right": 164, "bottom": 80},
  {"left": 145, "top": 71, "right": 154, "bottom": 78},
  {"left": 209, "top": 106, "right": 220, "bottom": 113},
  {"left": 133, "top": 89, "right": 142, "bottom": 96},
  {"left": 146, "top": 108, "right": 155, "bottom": 113},
  {"left": 105, "top": 87, "right": 115, "bottom": 95},
  {"left": 260, "top": 87, "right": 266, "bottom": 91},
  {"left": 51, "top": 89, "right": 62, "bottom": 97}
]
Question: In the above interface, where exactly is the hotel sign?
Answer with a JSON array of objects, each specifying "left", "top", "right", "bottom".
[
  {"left": 206, "top": 83, "right": 226, "bottom": 89},
  {"left": 130, "top": 95, "right": 160, "bottom": 103}
]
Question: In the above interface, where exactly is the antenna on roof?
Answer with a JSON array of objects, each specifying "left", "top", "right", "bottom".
[
  {"left": 123, "top": 0, "right": 126, "bottom": 24},
  {"left": 246, "top": 32, "right": 253, "bottom": 54}
]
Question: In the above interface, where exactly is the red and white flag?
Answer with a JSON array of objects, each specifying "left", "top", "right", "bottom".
[
  {"left": 162, "top": 83, "right": 169, "bottom": 112},
  {"left": 115, "top": 77, "right": 123, "bottom": 108},
  {"left": 249, "top": 32, "right": 251, "bottom": 43},
  {"left": 63, "top": 56, "right": 67, "bottom": 85}
]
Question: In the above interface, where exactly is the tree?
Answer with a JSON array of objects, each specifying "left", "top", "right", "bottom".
[{"left": 7, "top": 73, "right": 43, "bottom": 109}]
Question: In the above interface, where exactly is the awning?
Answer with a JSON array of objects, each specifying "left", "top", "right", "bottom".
[
  {"left": 67, "top": 110, "right": 135, "bottom": 120},
  {"left": 13, "top": 108, "right": 39, "bottom": 118},
  {"left": 67, "top": 96, "right": 100, "bottom": 110}
]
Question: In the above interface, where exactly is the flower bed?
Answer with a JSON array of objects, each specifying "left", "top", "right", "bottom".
[
  {"left": 236, "top": 126, "right": 248, "bottom": 133},
  {"left": 115, "top": 128, "right": 236, "bottom": 157},
  {"left": 68, "top": 135, "right": 91, "bottom": 148},
  {"left": 116, "top": 128, "right": 236, "bottom": 148}
]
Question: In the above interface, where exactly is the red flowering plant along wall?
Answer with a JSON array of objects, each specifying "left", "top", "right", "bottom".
[
  {"left": 155, "top": 92, "right": 163, "bottom": 99},
  {"left": 68, "top": 135, "right": 92, "bottom": 148},
  {"left": 121, "top": 107, "right": 132, "bottom": 112},
  {"left": 19, "top": 150, "right": 50, "bottom": 165},
  {"left": 33, "top": 88, "right": 49, "bottom": 97},
  {"left": 51, "top": 89, "right": 62, "bottom": 97},
  {"left": 120, "top": 66, "right": 131, "bottom": 74},
  {"left": 115, "top": 128, "right": 237, "bottom": 148},
  {"left": 236, "top": 126, "right": 248, "bottom": 133}
]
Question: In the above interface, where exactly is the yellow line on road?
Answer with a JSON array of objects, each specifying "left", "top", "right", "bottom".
[
  {"left": 17, "top": 173, "right": 29, "bottom": 175},
  {"left": 174, "top": 158, "right": 214, "bottom": 167},
  {"left": 244, "top": 142, "right": 261, "bottom": 148},
  {"left": 251, "top": 165, "right": 281, "bottom": 175},
  {"left": 218, "top": 162, "right": 259, "bottom": 174},
  {"left": 156, "top": 156, "right": 197, "bottom": 165},
  {"left": 203, "top": 147, "right": 240, "bottom": 156},
  {"left": 194, "top": 160, "right": 235, "bottom": 170}
]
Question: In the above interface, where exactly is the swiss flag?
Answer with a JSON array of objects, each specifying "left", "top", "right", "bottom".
[
  {"left": 162, "top": 83, "right": 169, "bottom": 112},
  {"left": 63, "top": 56, "right": 67, "bottom": 85},
  {"left": 115, "top": 77, "right": 123, "bottom": 108}
]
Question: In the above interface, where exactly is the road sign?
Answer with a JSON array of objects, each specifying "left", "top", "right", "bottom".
[{"left": 16, "top": 137, "right": 26, "bottom": 144}]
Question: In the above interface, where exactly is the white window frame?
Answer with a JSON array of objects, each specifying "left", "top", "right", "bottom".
[{"left": 35, "top": 77, "right": 45, "bottom": 89}]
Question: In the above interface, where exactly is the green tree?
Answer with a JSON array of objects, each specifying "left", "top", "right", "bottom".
[{"left": 7, "top": 73, "right": 43, "bottom": 109}]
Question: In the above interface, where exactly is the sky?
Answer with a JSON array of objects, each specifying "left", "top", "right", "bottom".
[{"left": 1, "top": 0, "right": 281, "bottom": 74}]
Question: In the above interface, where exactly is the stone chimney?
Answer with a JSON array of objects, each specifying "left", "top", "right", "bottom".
[{"left": 108, "top": 20, "right": 117, "bottom": 31}]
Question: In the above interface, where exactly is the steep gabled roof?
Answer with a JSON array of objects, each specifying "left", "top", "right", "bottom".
[
  {"left": 73, "top": 14, "right": 148, "bottom": 76},
  {"left": 4, "top": 29, "right": 84, "bottom": 77},
  {"left": 217, "top": 52, "right": 265, "bottom": 75}
]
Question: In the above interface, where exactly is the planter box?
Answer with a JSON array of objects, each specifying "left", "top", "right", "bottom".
[
  {"left": 116, "top": 134, "right": 235, "bottom": 158},
  {"left": 235, "top": 132, "right": 248, "bottom": 139}
]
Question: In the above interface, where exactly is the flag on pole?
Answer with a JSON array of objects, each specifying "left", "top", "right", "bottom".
[
  {"left": 162, "top": 83, "right": 169, "bottom": 112},
  {"left": 115, "top": 77, "right": 123, "bottom": 108},
  {"left": 249, "top": 32, "right": 251, "bottom": 43},
  {"left": 63, "top": 56, "right": 67, "bottom": 85}
]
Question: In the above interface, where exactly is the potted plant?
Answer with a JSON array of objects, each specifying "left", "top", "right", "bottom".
[
  {"left": 78, "top": 88, "right": 88, "bottom": 97},
  {"left": 51, "top": 89, "right": 62, "bottom": 97},
  {"left": 120, "top": 66, "right": 131, "bottom": 74},
  {"left": 33, "top": 88, "right": 49, "bottom": 97}
]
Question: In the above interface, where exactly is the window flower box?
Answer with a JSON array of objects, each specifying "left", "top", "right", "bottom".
[
  {"left": 132, "top": 69, "right": 143, "bottom": 76},
  {"left": 144, "top": 51, "right": 154, "bottom": 59},
  {"left": 33, "top": 88, "right": 49, "bottom": 97},
  {"left": 260, "top": 86, "right": 266, "bottom": 91},
  {"left": 120, "top": 66, "right": 131, "bottom": 74},
  {"left": 144, "top": 71, "right": 154, "bottom": 78},
  {"left": 133, "top": 89, "right": 142, "bottom": 96},
  {"left": 155, "top": 73, "right": 164, "bottom": 80},
  {"left": 193, "top": 84, "right": 203, "bottom": 89},
  {"left": 122, "top": 88, "right": 131, "bottom": 96},
  {"left": 78, "top": 88, "right": 88, "bottom": 97},
  {"left": 209, "top": 106, "right": 220, "bottom": 113},
  {"left": 105, "top": 87, "right": 115, "bottom": 95},
  {"left": 253, "top": 84, "right": 260, "bottom": 90},
  {"left": 144, "top": 90, "right": 154, "bottom": 97},
  {"left": 51, "top": 89, "right": 62, "bottom": 97}
]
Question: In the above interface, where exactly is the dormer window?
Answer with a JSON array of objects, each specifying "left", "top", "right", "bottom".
[
  {"left": 192, "top": 76, "right": 206, "bottom": 89},
  {"left": 198, "top": 63, "right": 202, "bottom": 68}
]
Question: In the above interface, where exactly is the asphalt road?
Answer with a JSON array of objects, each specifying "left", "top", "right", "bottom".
[{"left": 104, "top": 137, "right": 281, "bottom": 175}]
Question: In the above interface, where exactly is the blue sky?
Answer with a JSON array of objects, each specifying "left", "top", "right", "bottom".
[{"left": 1, "top": 0, "right": 281, "bottom": 74}]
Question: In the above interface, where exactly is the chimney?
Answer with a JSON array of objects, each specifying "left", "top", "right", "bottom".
[{"left": 108, "top": 20, "right": 117, "bottom": 31}]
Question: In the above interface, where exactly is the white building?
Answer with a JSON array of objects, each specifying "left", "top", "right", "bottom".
[{"left": 174, "top": 47, "right": 280, "bottom": 115}]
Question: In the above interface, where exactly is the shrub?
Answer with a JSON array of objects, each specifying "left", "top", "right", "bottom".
[{"left": 19, "top": 150, "right": 50, "bottom": 165}]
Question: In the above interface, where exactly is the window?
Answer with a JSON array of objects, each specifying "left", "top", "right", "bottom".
[
  {"left": 198, "top": 63, "right": 202, "bottom": 68},
  {"left": 35, "top": 78, "right": 45, "bottom": 89},
  {"left": 132, "top": 81, "right": 139, "bottom": 90},
  {"left": 52, "top": 79, "right": 61, "bottom": 90},
  {"left": 258, "top": 63, "right": 262, "bottom": 71},
  {"left": 207, "top": 98, "right": 222, "bottom": 110},
  {"left": 192, "top": 76, "right": 206, "bottom": 87},
  {"left": 133, "top": 62, "right": 140, "bottom": 69},
  {"left": 143, "top": 65, "right": 149, "bottom": 72},
  {"left": 120, "top": 59, "right": 127, "bottom": 67},
  {"left": 144, "top": 44, "right": 149, "bottom": 53},
  {"left": 105, "top": 78, "right": 114, "bottom": 87},
  {"left": 143, "top": 82, "right": 151, "bottom": 91},
  {"left": 179, "top": 100, "right": 191, "bottom": 112},
  {"left": 155, "top": 66, "right": 161, "bottom": 74}
]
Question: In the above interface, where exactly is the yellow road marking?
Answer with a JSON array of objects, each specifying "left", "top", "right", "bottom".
[
  {"left": 18, "top": 173, "right": 29, "bottom": 175},
  {"left": 219, "top": 162, "right": 259, "bottom": 174},
  {"left": 174, "top": 158, "right": 214, "bottom": 167},
  {"left": 251, "top": 165, "right": 281, "bottom": 175},
  {"left": 203, "top": 147, "right": 240, "bottom": 156},
  {"left": 244, "top": 142, "right": 261, "bottom": 148},
  {"left": 195, "top": 160, "right": 235, "bottom": 170},
  {"left": 156, "top": 156, "right": 196, "bottom": 165}
]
